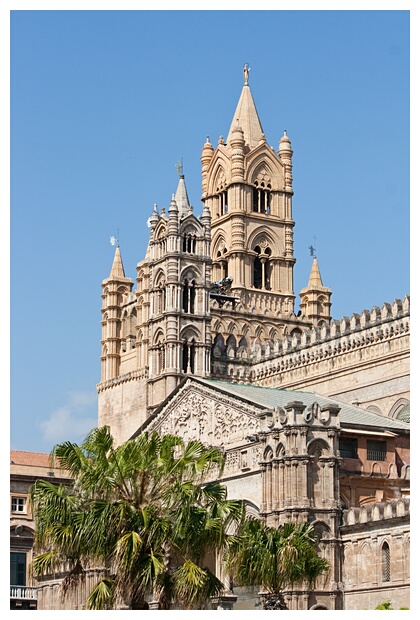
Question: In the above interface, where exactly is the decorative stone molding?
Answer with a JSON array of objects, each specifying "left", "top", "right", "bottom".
[
  {"left": 97, "top": 369, "right": 149, "bottom": 393},
  {"left": 342, "top": 498, "right": 410, "bottom": 527},
  {"left": 147, "top": 380, "right": 260, "bottom": 448}
]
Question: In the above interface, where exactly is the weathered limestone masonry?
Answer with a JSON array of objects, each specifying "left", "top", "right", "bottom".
[
  {"left": 94, "top": 67, "right": 409, "bottom": 610},
  {"left": 245, "top": 296, "right": 410, "bottom": 417},
  {"left": 340, "top": 498, "right": 410, "bottom": 610},
  {"left": 258, "top": 400, "right": 343, "bottom": 610}
]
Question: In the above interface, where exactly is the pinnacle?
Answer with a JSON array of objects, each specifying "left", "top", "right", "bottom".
[{"left": 110, "top": 245, "right": 126, "bottom": 278}]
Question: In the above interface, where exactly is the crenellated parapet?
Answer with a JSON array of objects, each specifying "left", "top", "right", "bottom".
[
  {"left": 250, "top": 296, "right": 409, "bottom": 366},
  {"left": 342, "top": 497, "right": 410, "bottom": 527}
]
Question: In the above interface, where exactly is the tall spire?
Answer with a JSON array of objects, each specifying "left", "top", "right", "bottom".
[
  {"left": 174, "top": 163, "right": 191, "bottom": 216},
  {"left": 307, "top": 256, "right": 324, "bottom": 288},
  {"left": 227, "top": 64, "right": 264, "bottom": 149},
  {"left": 109, "top": 245, "right": 126, "bottom": 278}
]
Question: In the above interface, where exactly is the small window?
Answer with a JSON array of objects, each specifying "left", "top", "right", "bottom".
[
  {"left": 339, "top": 437, "right": 358, "bottom": 459},
  {"left": 11, "top": 497, "right": 27, "bottom": 514},
  {"left": 381, "top": 542, "right": 391, "bottom": 582},
  {"left": 367, "top": 440, "right": 387, "bottom": 461}
]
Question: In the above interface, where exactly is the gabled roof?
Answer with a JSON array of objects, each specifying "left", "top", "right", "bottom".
[
  {"left": 145, "top": 376, "right": 409, "bottom": 436},
  {"left": 196, "top": 379, "right": 410, "bottom": 433}
]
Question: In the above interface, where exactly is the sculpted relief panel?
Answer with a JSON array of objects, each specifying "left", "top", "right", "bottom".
[{"left": 154, "top": 385, "right": 259, "bottom": 448}]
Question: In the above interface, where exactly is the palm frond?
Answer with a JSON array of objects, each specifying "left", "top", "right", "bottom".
[{"left": 85, "top": 577, "right": 115, "bottom": 610}]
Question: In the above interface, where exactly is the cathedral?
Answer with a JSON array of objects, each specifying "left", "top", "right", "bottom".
[{"left": 93, "top": 66, "right": 410, "bottom": 610}]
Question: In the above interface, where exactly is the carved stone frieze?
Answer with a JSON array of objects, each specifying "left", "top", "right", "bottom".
[{"left": 148, "top": 381, "right": 260, "bottom": 447}]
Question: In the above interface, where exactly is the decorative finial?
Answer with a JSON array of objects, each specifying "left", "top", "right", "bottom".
[
  {"left": 110, "top": 229, "right": 120, "bottom": 247},
  {"left": 176, "top": 158, "right": 184, "bottom": 178},
  {"left": 309, "top": 236, "right": 317, "bottom": 257},
  {"left": 243, "top": 63, "right": 250, "bottom": 86}
]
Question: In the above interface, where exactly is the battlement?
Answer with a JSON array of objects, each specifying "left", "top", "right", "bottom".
[
  {"left": 250, "top": 296, "right": 410, "bottom": 366},
  {"left": 342, "top": 497, "right": 410, "bottom": 527},
  {"left": 211, "top": 296, "right": 410, "bottom": 418}
]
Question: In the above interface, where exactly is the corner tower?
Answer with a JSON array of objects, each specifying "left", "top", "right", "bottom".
[
  {"left": 137, "top": 171, "right": 213, "bottom": 414},
  {"left": 299, "top": 256, "right": 332, "bottom": 326},
  {"left": 201, "top": 66, "right": 312, "bottom": 370}
]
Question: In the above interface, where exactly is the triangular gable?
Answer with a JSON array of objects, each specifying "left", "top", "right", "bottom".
[{"left": 145, "top": 377, "right": 262, "bottom": 449}]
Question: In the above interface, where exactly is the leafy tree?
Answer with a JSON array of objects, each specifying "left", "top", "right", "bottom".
[
  {"left": 30, "top": 426, "right": 244, "bottom": 610},
  {"left": 225, "top": 518, "right": 329, "bottom": 610},
  {"left": 375, "top": 600, "right": 409, "bottom": 610}
]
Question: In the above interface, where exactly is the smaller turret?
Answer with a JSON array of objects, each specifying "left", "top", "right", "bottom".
[
  {"left": 278, "top": 130, "right": 293, "bottom": 192},
  {"left": 299, "top": 257, "right": 332, "bottom": 326},
  {"left": 100, "top": 245, "right": 133, "bottom": 382}
]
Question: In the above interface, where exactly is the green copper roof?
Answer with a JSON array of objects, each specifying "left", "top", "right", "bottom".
[{"left": 193, "top": 378, "right": 410, "bottom": 433}]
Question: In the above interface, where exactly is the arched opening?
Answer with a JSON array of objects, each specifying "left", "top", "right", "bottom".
[
  {"left": 182, "top": 339, "right": 196, "bottom": 374},
  {"left": 182, "top": 279, "right": 196, "bottom": 314},
  {"left": 253, "top": 245, "right": 262, "bottom": 289},
  {"left": 253, "top": 245, "right": 272, "bottom": 290},
  {"left": 381, "top": 541, "right": 391, "bottom": 582},
  {"left": 252, "top": 183, "right": 271, "bottom": 214}
]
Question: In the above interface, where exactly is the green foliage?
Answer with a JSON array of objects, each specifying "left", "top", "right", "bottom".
[
  {"left": 375, "top": 601, "right": 409, "bottom": 610},
  {"left": 375, "top": 600, "right": 393, "bottom": 609},
  {"left": 225, "top": 518, "right": 329, "bottom": 609},
  {"left": 30, "top": 426, "right": 244, "bottom": 610}
]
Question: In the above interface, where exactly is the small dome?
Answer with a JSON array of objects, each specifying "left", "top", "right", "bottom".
[{"left": 279, "top": 130, "right": 292, "bottom": 149}]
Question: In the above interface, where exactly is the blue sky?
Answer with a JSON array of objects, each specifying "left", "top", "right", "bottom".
[{"left": 7, "top": 7, "right": 412, "bottom": 453}]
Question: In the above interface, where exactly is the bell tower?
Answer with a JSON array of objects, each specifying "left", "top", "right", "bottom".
[
  {"left": 201, "top": 66, "right": 312, "bottom": 367},
  {"left": 139, "top": 171, "right": 213, "bottom": 413}
]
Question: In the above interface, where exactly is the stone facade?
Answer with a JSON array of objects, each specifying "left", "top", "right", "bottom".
[
  {"left": 97, "top": 67, "right": 409, "bottom": 449},
  {"left": 139, "top": 376, "right": 409, "bottom": 610},
  {"left": 95, "top": 67, "right": 410, "bottom": 610},
  {"left": 341, "top": 499, "right": 410, "bottom": 610},
  {"left": 13, "top": 67, "right": 408, "bottom": 610}
]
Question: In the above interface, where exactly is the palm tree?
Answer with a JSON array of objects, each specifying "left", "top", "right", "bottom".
[
  {"left": 225, "top": 518, "right": 329, "bottom": 610},
  {"left": 30, "top": 426, "right": 244, "bottom": 610}
]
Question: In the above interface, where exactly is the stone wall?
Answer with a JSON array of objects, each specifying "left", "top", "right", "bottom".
[
  {"left": 340, "top": 498, "right": 410, "bottom": 610},
  {"left": 219, "top": 297, "right": 409, "bottom": 418}
]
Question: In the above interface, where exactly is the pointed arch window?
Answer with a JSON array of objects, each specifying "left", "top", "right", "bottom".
[
  {"left": 216, "top": 247, "right": 228, "bottom": 279},
  {"left": 182, "top": 279, "right": 196, "bottom": 314},
  {"left": 253, "top": 182, "right": 271, "bottom": 214},
  {"left": 182, "top": 338, "right": 196, "bottom": 374},
  {"left": 158, "top": 344, "right": 165, "bottom": 374},
  {"left": 157, "top": 284, "right": 166, "bottom": 315},
  {"left": 182, "top": 234, "right": 196, "bottom": 253},
  {"left": 381, "top": 542, "right": 391, "bottom": 582},
  {"left": 218, "top": 190, "right": 228, "bottom": 214},
  {"left": 253, "top": 245, "right": 272, "bottom": 290}
]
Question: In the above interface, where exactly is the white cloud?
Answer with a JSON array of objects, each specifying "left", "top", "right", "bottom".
[{"left": 39, "top": 391, "right": 97, "bottom": 446}]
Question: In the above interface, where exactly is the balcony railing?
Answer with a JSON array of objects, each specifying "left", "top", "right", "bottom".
[{"left": 10, "top": 585, "right": 37, "bottom": 600}]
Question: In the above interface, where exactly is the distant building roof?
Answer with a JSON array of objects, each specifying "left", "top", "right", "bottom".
[{"left": 10, "top": 450, "right": 59, "bottom": 468}]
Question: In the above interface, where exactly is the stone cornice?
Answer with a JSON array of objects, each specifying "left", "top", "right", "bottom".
[{"left": 96, "top": 369, "right": 148, "bottom": 393}]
